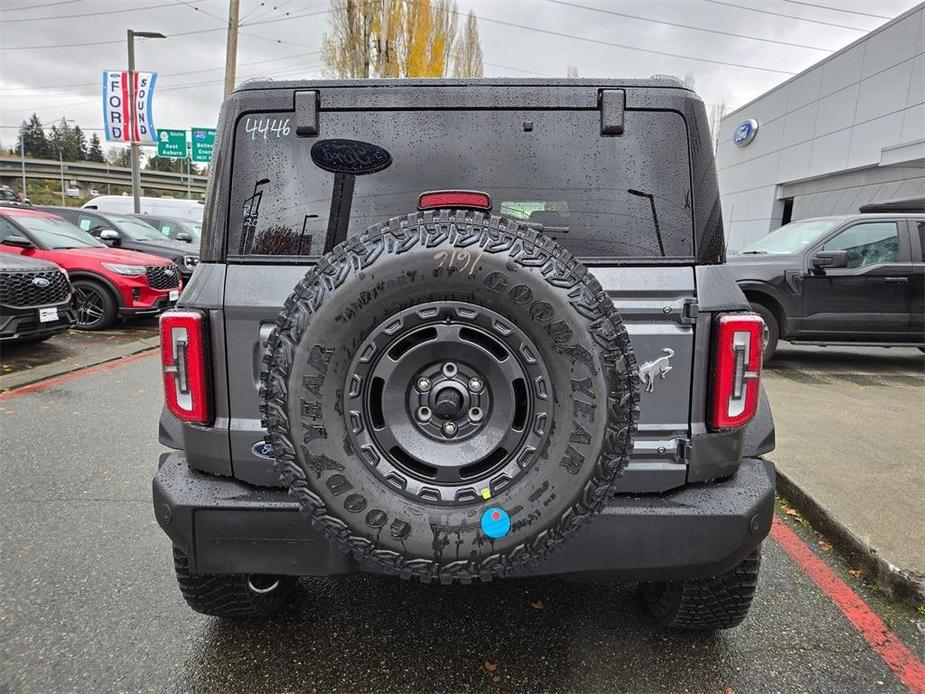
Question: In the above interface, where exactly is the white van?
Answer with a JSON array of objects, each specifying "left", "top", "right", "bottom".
[{"left": 81, "top": 195, "right": 205, "bottom": 221}]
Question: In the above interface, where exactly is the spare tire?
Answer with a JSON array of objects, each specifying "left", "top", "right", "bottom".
[{"left": 261, "top": 210, "right": 639, "bottom": 583}]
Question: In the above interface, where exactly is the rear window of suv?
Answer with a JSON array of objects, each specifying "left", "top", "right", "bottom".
[{"left": 226, "top": 109, "right": 694, "bottom": 261}]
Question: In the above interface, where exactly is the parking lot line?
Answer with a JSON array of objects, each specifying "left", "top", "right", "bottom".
[
  {"left": 771, "top": 516, "right": 925, "bottom": 693},
  {"left": 0, "top": 349, "right": 157, "bottom": 402}
]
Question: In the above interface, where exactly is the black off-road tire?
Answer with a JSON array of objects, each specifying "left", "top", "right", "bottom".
[
  {"left": 750, "top": 303, "right": 778, "bottom": 362},
  {"left": 642, "top": 549, "right": 762, "bottom": 631},
  {"left": 261, "top": 209, "right": 639, "bottom": 584},
  {"left": 172, "top": 548, "right": 297, "bottom": 618}
]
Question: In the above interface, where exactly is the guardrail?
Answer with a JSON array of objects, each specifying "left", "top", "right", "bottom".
[{"left": 0, "top": 156, "right": 209, "bottom": 196}]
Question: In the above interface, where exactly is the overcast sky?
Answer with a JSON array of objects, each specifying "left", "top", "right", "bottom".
[{"left": 0, "top": 0, "right": 920, "bottom": 154}]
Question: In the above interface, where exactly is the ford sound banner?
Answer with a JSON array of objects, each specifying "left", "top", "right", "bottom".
[{"left": 102, "top": 70, "right": 158, "bottom": 143}]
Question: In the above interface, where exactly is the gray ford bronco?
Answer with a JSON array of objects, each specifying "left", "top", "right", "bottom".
[{"left": 153, "top": 78, "right": 776, "bottom": 631}]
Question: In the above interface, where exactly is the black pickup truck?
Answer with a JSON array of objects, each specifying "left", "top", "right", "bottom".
[
  {"left": 729, "top": 214, "right": 925, "bottom": 359},
  {"left": 153, "top": 78, "right": 776, "bottom": 631}
]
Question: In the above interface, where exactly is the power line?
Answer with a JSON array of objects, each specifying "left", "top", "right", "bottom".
[
  {"left": 472, "top": 11, "right": 796, "bottom": 75},
  {"left": 0, "top": 0, "right": 85, "bottom": 12},
  {"left": 244, "top": 0, "right": 295, "bottom": 24},
  {"left": 2, "top": 0, "right": 220, "bottom": 23},
  {"left": 484, "top": 62, "right": 550, "bottom": 77},
  {"left": 0, "top": 63, "right": 326, "bottom": 116},
  {"left": 702, "top": 0, "right": 871, "bottom": 31},
  {"left": 0, "top": 51, "right": 321, "bottom": 98},
  {"left": 774, "top": 0, "right": 891, "bottom": 20},
  {"left": 240, "top": 6, "right": 327, "bottom": 27},
  {"left": 544, "top": 0, "right": 832, "bottom": 51},
  {"left": 177, "top": 0, "right": 227, "bottom": 23}
]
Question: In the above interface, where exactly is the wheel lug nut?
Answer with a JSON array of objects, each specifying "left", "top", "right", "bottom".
[
  {"left": 416, "top": 377, "right": 432, "bottom": 392},
  {"left": 442, "top": 421, "right": 457, "bottom": 437},
  {"left": 468, "top": 377, "right": 484, "bottom": 393}
]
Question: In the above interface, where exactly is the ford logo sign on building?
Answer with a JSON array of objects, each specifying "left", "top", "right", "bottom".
[{"left": 733, "top": 119, "right": 759, "bottom": 147}]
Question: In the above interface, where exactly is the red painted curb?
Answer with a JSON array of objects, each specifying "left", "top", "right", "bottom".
[
  {"left": 772, "top": 516, "right": 925, "bottom": 693},
  {"left": 0, "top": 350, "right": 157, "bottom": 402}
]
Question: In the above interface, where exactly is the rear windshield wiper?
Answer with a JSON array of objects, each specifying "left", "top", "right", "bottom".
[
  {"left": 521, "top": 221, "right": 570, "bottom": 234},
  {"left": 740, "top": 250, "right": 768, "bottom": 255},
  {"left": 627, "top": 189, "right": 665, "bottom": 257}
]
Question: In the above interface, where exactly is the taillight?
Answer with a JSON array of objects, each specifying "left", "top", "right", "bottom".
[
  {"left": 418, "top": 190, "right": 492, "bottom": 211},
  {"left": 710, "top": 313, "right": 764, "bottom": 431},
  {"left": 160, "top": 309, "right": 211, "bottom": 425}
]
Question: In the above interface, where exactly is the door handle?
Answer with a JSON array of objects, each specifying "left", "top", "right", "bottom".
[{"left": 883, "top": 277, "right": 908, "bottom": 283}]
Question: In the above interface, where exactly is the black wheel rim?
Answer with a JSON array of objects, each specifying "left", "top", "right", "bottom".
[
  {"left": 344, "top": 301, "right": 552, "bottom": 505},
  {"left": 74, "top": 285, "right": 105, "bottom": 328}
]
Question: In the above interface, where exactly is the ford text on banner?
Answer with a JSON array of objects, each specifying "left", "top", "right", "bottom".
[{"left": 102, "top": 70, "right": 158, "bottom": 144}]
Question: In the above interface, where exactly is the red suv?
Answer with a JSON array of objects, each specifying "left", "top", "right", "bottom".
[{"left": 0, "top": 207, "right": 182, "bottom": 330}]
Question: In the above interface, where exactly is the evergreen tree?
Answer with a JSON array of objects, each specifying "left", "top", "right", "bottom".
[
  {"left": 19, "top": 114, "right": 50, "bottom": 158},
  {"left": 48, "top": 124, "right": 63, "bottom": 159},
  {"left": 87, "top": 133, "right": 104, "bottom": 162},
  {"left": 72, "top": 125, "right": 87, "bottom": 161}
]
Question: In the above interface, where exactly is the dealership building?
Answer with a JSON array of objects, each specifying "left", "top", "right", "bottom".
[{"left": 715, "top": 3, "right": 925, "bottom": 251}]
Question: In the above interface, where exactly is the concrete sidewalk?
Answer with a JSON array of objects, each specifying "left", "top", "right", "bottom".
[
  {"left": 763, "top": 343, "right": 925, "bottom": 603},
  {"left": 0, "top": 321, "right": 160, "bottom": 392}
]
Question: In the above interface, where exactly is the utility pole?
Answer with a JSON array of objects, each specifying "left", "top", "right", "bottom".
[
  {"left": 58, "top": 147, "right": 65, "bottom": 205},
  {"left": 127, "top": 29, "right": 166, "bottom": 214},
  {"left": 19, "top": 135, "right": 26, "bottom": 201},
  {"left": 224, "top": 0, "right": 240, "bottom": 98}
]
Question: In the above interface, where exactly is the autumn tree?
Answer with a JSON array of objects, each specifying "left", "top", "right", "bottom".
[
  {"left": 452, "top": 9, "right": 482, "bottom": 77},
  {"left": 322, "top": 0, "right": 479, "bottom": 78}
]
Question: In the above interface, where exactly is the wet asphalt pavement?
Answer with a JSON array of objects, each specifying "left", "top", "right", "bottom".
[{"left": 1, "top": 354, "right": 923, "bottom": 693}]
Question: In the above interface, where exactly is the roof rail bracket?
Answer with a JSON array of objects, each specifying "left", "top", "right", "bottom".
[
  {"left": 294, "top": 90, "right": 319, "bottom": 137},
  {"left": 600, "top": 89, "right": 625, "bottom": 136}
]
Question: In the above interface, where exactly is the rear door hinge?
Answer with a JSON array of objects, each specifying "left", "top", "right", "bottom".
[
  {"left": 678, "top": 438, "right": 692, "bottom": 464},
  {"left": 680, "top": 297, "right": 699, "bottom": 325}
]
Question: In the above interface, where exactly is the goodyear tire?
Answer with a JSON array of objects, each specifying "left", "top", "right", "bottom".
[{"left": 261, "top": 210, "right": 639, "bottom": 583}]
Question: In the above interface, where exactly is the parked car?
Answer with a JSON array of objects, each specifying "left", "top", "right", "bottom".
[
  {"left": 0, "top": 253, "right": 75, "bottom": 343},
  {"left": 82, "top": 195, "right": 204, "bottom": 221},
  {"left": 153, "top": 78, "right": 776, "bottom": 631},
  {"left": 0, "top": 207, "right": 181, "bottom": 330},
  {"left": 728, "top": 214, "right": 925, "bottom": 359},
  {"left": 129, "top": 214, "right": 201, "bottom": 245},
  {"left": 0, "top": 185, "right": 30, "bottom": 206},
  {"left": 38, "top": 207, "right": 199, "bottom": 281}
]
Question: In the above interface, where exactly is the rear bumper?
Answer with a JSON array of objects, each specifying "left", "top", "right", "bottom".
[{"left": 153, "top": 453, "right": 775, "bottom": 582}]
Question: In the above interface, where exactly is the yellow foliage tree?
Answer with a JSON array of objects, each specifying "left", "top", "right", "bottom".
[{"left": 322, "top": 0, "right": 473, "bottom": 78}]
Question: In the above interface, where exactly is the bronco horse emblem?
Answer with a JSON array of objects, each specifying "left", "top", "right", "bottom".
[{"left": 638, "top": 348, "right": 674, "bottom": 393}]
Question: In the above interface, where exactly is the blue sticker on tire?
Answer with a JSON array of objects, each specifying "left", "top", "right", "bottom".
[{"left": 481, "top": 507, "right": 511, "bottom": 539}]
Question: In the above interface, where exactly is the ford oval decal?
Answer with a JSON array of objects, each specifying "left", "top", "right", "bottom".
[
  {"left": 733, "top": 119, "right": 759, "bottom": 147},
  {"left": 32, "top": 277, "right": 51, "bottom": 288},
  {"left": 252, "top": 441, "right": 274, "bottom": 459},
  {"left": 310, "top": 139, "right": 392, "bottom": 175}
]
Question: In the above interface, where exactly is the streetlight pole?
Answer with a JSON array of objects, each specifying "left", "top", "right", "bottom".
[
  {"left": 127, "top": 29, "right": 166, "bottom": 214},
  {"left": 19, "top": 135, "right": 27, "bottom": 201},
  {"left": 56, "top": 116, "right": 74, "bottom": 206}
]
